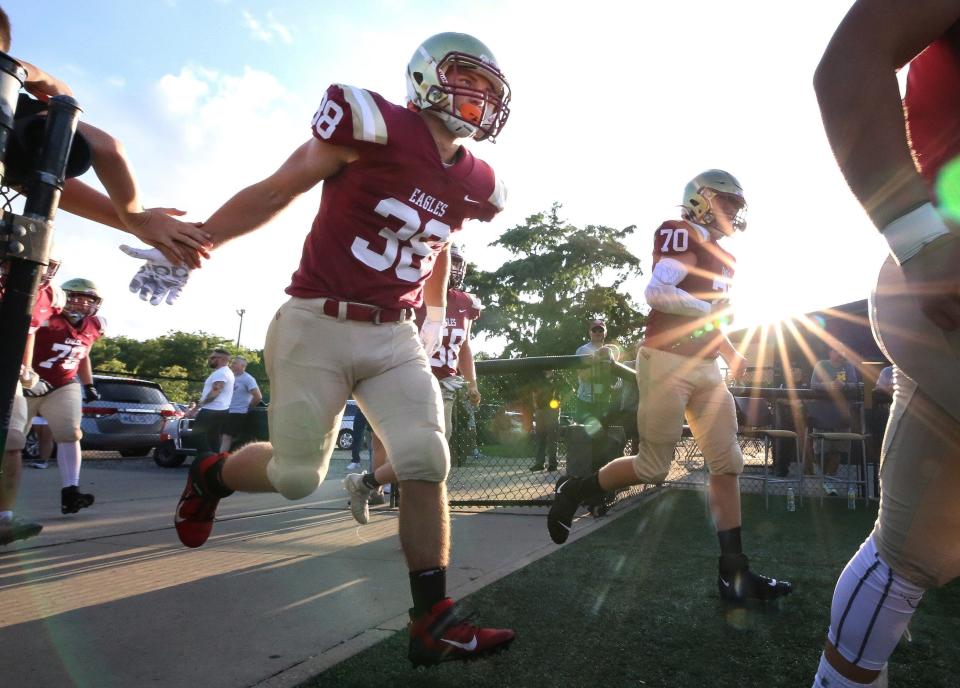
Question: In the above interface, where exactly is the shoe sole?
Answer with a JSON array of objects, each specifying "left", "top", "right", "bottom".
[{"left": 409, "top": 637, "right": 515, "bottom": 668}]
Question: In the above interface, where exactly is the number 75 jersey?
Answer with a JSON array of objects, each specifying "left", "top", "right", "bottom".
[
  {"left": 287, "top": 84, "right": 507, "bottom": 310},
  {"left": 33, "top": 313, "right": 105, "bottom": 388}
]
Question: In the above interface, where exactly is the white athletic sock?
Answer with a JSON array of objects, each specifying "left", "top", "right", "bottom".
[
  {"left": 826, "top": 534, "right": 924, "bottom": 671},
  {"left": 57, "top": 441, "right": 82, "bottom": 488},
  {"left": 813, "top": 653, "right": 886, "bottom": 687}
]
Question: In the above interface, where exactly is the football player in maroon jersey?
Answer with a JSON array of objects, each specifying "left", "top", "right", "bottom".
[
  {"left": 0, "top": 260, "right": 64, "bottom": 544},
  {"left": 342, "top": 244, "right": 482, "bottom": 524},
  {"left": 160, "top": 33, "right": 514, "bottom": 665},
  {"left": 547, "top": 170, "right": 793, "bottom": 605},
  {"left": 25, "top": 278, "right": 105, "bottom": 515},
  {"left": 813, "top": 2, "right": 960, "bottom": 685}
]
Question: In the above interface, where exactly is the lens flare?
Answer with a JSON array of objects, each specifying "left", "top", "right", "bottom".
[{"left": 936, "top": 156, "right": 960, "bottom": 221}]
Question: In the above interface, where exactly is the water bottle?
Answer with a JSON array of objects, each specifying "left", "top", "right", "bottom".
[
  {"left": 847, "top": 486, "right": 857, "bottom": 510},
  {"left": 786, "top": 487, "right": 796, "bottom": 512}
]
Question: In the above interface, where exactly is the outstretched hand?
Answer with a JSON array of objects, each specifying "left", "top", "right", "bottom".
[
  {"left": 120, "top": 244, "right": 193, "bottom": 306},
  {"left": 126, "top": 207, "right": 212, "bottom": 268}
]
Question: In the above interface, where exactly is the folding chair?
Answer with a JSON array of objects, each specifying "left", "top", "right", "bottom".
[
  {"left": 806, "top": 401, "right": 869, "bottom": 506},
  {"left": 735, "top": 397, "right": 803, "bottom": 508}
]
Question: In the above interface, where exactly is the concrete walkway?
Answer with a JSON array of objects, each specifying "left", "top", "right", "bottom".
[{"left": 0, "top": 456, "right": 642, "bottom": 688}]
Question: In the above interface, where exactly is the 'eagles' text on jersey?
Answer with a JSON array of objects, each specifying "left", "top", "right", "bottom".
[
  {"left": 905, "top": 24, "right": 960, "bottom": 185},
  {"left": 33, "top": 313, "right": 105, "bottom": 388},
  {"left": 415, "top": 289, "right": 482, "bottom": 380},
  {"left": 642, "top": 220, "right": 735, "bottom": 358},
  {"left": 287, "top": 84, "right": 507, "bottom": 310}
]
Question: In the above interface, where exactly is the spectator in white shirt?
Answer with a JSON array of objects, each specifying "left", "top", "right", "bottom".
[
  {"left": 191, "top": 349, "right": 234, "bottom": 454},
  {"left": 220, "top": 356, "right": 262, "bottom": 452}
]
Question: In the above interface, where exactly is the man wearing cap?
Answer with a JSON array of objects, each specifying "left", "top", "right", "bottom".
[{"left": 574, "top": 319, "right": 609, "bottom": 423}]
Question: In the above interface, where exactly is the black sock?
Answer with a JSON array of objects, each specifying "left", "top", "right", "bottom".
[
  {"left": 717, "top": 527, "right": 743, "bottom": 556},
  {"left": 362, "top": 473, "right": 381, "bottom": 490},
  {"left": 202, "top": 456, "right": 235, "bottom": 498},
  {"left": 573, "top": 474, "right": 605, "bottom": 502},
  {"left": 409, "top": 567, "right": 446, "bottom": 616}
]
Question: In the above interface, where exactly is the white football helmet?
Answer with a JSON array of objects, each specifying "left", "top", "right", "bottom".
[
  {"left": 406, "top": 32, "right": 510, "bottom": 142},
  {"left": 449, "top": 244, "right": 467, "bottom": 290},
  {"left": 681, "top": 169, "right": 747, "bottom": 236}
]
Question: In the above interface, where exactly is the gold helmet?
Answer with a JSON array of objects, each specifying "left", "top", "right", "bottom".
[
  {"left": 62, "top": 277, "right": 102, "bottom": 319},
  {"left": 406, "top": 32, "right": 510, "bottom": 142},
  {"left": 681, "top": 169, "right": 747, "bottom": 235}
]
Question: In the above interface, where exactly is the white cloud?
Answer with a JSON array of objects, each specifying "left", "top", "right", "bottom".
[
  {"left": 242, "top": 9, "right": 293, "bottom": 44},
  {"left": 107, "top": 76, "right": 126, "bottom": 88}
]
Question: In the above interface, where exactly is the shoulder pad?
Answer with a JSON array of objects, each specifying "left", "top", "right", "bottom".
[
  {"left": 312, "top": 84, "right": 389, "bottom": 147},
  {"left": 51, "top": 286, "right": 67, "bottom": 311},
  {"left": 488, "top": 172, "right": 507, "bottom": 211},
  {"left": 466, "top": 292, "right": 483, "bottom": 311},
  {"left": 93, "top": 315, "right": 106, "bottom": 334}
]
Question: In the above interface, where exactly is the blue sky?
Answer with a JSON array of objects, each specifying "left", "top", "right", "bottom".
[{"left": 5, "top": 1, "right": 886, "bottom": 352}]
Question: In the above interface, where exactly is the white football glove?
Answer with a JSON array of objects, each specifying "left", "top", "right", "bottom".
[
  {"left": 120, "top": 244, "right": 192, "bottom": 306},
  {"left": 419, "top": 306, "right": 445, "bottom": 356},
  {"left": 439, "top": 375, "right": 467, "bottom": 393}
]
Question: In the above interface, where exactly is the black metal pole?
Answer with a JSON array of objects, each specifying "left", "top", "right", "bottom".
[{"left": 0, "top": 94, "right": 82, "bottom": 452}]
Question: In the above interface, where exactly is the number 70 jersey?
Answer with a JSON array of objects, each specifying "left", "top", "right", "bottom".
[{"left": 287, "top": 84, "right": 507, "bottom": 311}]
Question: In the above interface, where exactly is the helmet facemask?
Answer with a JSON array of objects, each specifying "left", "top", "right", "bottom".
[
  {"left": 407, "top": 34, "right": 511, "bottom": 142},
  {"left": 63, "top": 291, "right": 100, "bottom": 323},
  {"left": 699, "top": 189, "right": 748, "bottom": 236},
  {"left": 41, "top": 258, "right": 61, "bottom": 287},
  {"left": 449, "top": 248, "right": 467, "bottom": 290}
]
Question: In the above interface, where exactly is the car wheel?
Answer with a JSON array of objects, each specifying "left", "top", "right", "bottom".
[
  {"left": 153, "top": 442, "right": 186, "bottom": 468},
  {"left": 337, "top": 430, "right": 354, "bottom": 450},
  {"left": 119, "top": 448, "right": 150, "bottom": 458}
]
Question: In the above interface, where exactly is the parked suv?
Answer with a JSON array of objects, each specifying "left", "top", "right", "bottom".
[{"left": 80, "top": 375, "right": 179, "bottom": 456}]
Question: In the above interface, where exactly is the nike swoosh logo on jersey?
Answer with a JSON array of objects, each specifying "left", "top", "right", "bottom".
[
  {"left": 441, "top": 636, "right": 478, "bottom": 651},
  {"left": 464, "top": 194, "right": 481, "bottom": 204},
  {"left": 458, "top": 308, "right": 467, "bottom": 313},
  {"left": 719, "top": 577, "right": 731, "bottom": 589}
]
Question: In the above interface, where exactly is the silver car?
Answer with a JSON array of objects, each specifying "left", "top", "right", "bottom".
[{"left": 81, "top": 375, "right": 179, "bottom": 457}]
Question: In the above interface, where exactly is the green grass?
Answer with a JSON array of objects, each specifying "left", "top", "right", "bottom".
[{"left": 306, "top": 490, "right": 960, "bottom": 688}]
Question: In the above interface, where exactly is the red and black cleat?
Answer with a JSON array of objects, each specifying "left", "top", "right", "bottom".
[
  {"left": 174, "top": 453, "right": 232, "bottom": 548},
  {"left": 408, "top": 598, "right": 515, "bottom": 667}
]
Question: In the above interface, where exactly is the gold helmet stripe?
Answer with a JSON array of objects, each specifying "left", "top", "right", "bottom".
[{"left": 342, "top": 85, "right": 388, "bottom": 145}]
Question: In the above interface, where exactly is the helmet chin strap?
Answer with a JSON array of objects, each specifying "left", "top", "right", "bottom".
[{"left": 64, "top": 311, "right": 85, "bottom": 325}]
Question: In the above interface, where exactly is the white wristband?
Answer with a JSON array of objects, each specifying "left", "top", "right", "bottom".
[
  {"left": 426, "top": 306, "right": 445, "bottom": 322},
  {"left": 882, "top": 202, "right": 952, "bottom": 265}
]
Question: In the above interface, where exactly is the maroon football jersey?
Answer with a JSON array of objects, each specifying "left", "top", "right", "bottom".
[
  {"left": 30, "top": 285, "right": 64, "bottom": 333},
  {"left": 287, "top": 84, "right": 506, "bottom": 310},
  {"left": 415, "top": 289, "right": 482, "bottom": 380},
  {"left": 33, "top": 313, "right": 104, "bottom": 388},
  {"left": 642, "top": 220, "right": 735, "bottom": 358},
  {"left": 0, "top": 283, "right": 62, "bottom": 334},
  {"left": 905, "top": 25, "right": 960, "bottom": 185}
]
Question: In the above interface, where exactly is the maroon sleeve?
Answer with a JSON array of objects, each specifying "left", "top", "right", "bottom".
[{"left": 310, "top": 84, "right": 388, "bottom": 152}]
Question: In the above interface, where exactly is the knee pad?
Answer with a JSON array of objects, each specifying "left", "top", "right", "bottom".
[
  {"left": 267, "top": 462, "right": 321, "bottom": 501},
  {"left": 392, "top": 429, "right": 449, "bottom": 482},
  {"left": 828, "top": 534, "right": 925, "bottom": 671}
]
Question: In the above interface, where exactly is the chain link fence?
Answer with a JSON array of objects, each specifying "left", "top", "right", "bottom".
[{"left": 25, "top": 359, "right": 876, "bottom": 510}]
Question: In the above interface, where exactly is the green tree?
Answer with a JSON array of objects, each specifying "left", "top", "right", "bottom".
[
  {"left": 90, "top": 332, "right": 269, "bottom": 399},
  {"left": 471, "top": 203, "right": 646, "bottom": 358}
]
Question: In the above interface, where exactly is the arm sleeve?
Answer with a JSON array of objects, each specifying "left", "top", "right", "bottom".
[{"left": 644, "top": 257, "right": 712, "bottom": 317}]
